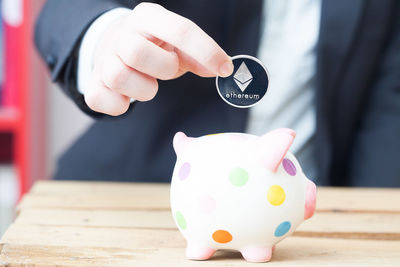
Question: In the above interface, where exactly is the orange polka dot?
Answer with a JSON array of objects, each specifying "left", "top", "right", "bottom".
[{"left": 212, "top": 230, "right": 232, "bottom": 243}]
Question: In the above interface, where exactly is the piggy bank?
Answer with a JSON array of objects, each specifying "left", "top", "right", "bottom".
[{"left": 170, "top": 128, "right": 316, "bottom": 262}]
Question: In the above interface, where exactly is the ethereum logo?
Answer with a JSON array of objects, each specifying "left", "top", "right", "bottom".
[{"left": 233, "top": 62, "right": 253, "bottom": 92}]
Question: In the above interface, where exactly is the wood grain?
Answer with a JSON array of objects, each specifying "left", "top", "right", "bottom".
[
  {"left": 316, "top": 187, "right": 400, "bottom": 213},
  {"left": 17, "top": 193, "right": 171, "bottom": 211},
  {"left": 18, "top": 181, "right": 400, "bottom": 213},
  {"left": 1, "top": 224, "right": 185, "bottom": 249},
  {"left": 2, "top": 181, "right": 400, "bottom": 266},
  {"left": 13, "top": 209, "right": 400, "bottom": 240},
  {"left": 1, "top": 237, "right": 399, "bottom": 266}
]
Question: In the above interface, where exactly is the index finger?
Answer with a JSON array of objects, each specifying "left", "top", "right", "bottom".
[{"left": 129, "top": 3, "right": 234, "bottom": 77}]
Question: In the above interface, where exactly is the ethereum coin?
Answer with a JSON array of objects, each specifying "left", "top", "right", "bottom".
[{"left": 216, "top": 55, "right": 269, "bottom": 108}]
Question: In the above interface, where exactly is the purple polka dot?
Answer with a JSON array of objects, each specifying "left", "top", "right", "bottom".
[
  {"left": 283, "top": 158, "right": 296, "bottom": 176},
  {"left": 179, "top": 162, "right": 191, "bottom": 180}
]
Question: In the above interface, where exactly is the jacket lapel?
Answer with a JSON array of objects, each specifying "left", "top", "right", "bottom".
[
  {"left": 315, "top": 0, "right": 364, "bottom": 184},
  {"left": 317, "top": 0, "right": 364, "bottom": 95}
]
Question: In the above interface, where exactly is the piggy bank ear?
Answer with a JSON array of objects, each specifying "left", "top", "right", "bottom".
[
  {"left": 259, "top": 128, "right": 296, "bottom": 172},
  {"left": 173, "top": 132, "right": 191, "bottom": 155}
]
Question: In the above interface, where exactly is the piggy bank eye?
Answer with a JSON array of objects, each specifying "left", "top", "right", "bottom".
[{"left": 282, "top": 158, "right": 297, "bottom": 176}]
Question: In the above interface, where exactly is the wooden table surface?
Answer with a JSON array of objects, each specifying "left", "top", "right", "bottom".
[{"left": 1, "top": 181, "right": 400, "bottom": 266}]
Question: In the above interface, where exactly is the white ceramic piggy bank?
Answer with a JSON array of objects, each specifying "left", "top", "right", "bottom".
[{"left": 170, "top": 128, "right": 316, "bottom": 262}]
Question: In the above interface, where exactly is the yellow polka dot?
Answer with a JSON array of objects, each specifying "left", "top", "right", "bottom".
[
  {"left": 267, "top": 185, "right": 286, "bottom": 206},
  {"left": 205, "top": 133, "right": 222, "bottom": 137}
]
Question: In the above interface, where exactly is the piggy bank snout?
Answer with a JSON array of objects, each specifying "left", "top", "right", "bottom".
[{"left": 304, "top": 179, "right": 316, "bottom": 220}]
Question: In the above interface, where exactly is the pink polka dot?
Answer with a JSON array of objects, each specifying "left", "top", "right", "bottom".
[
  {"left": 198, "top": 195, "right": 216, "bottom": 214},
  {"left": 179, "top": 162, "right": 191, "bottom": 180},
  {"left": 283, "top": 158, "right": 296, "bottom": 176}
]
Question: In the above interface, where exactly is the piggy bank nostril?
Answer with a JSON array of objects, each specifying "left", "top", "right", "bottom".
[{"left": 304, "top": 180, "right": 317, "bottom": 220}]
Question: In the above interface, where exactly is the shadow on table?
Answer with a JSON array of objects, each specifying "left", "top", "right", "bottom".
[{"left": 210, "top": 245, "right": 331, "bottom": 262}]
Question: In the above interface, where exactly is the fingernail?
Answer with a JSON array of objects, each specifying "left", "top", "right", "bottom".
[{"left": 219, "top": 61, "right": 234, "bottom": 77}]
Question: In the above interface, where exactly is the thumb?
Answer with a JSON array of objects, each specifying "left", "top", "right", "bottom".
[
  {"left": 159, "top": 42, "right": 233, "bottom": 78},
  {"left": 176, "top": 48, "right": 234, "bottom": 78}
]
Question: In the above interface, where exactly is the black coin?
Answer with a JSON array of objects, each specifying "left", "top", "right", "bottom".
[{"left": 216, "top": 55, "right": 269, "bottom": 108}]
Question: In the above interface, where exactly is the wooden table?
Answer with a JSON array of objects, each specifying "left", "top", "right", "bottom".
[{"left": 1, "top": 181, "right": 400, "bottom": 266}]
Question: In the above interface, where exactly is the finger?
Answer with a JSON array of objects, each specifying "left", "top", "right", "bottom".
[
  {"left": 100, "top": 55, "right": 158, "bottom": 101},
  {"left": 115, "top": 33, "right": 179, "bottom": 80},
  {"left": 85, "top": 72, "right": 131, "bottom": 116},
  {"left": 156, "top": 42, "right": 215, "bottom": 78},
  {"left": 174, "top": 48, "right": 216, "bottom": 77},
  {"left": 130, "top": 3, "right": 234, "bottom": 77},
  {"left": 143, "top": 36, "right": 214, "bottom": 78}
]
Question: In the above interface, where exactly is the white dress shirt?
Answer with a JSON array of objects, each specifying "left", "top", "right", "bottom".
[
  {"left": 248, "top": 0, "right": 321, "bottom": 179},
  {"left": 77, "top": 0, "right": 321, "bottom": 179}
]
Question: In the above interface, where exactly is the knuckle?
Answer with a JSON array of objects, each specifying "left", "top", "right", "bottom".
[
  {"left": 132, "top": 2, "right": 147, "bottom": 14},
  {"left": 109, "top": 100, "right": 130, "bottom": 116},
  {"left": 127, "top": 40, "right": 148, "bottom": 68},
  {"left": 159, "top": 55, "right": 180, "bottom": 80},
  {"left": 102, "top": 63, "right": 127, "bottom": 92},
  {"left": 170, "top": 55, "right": 180, "bottom": 76},
  {"left": 85, "top": 88, "right": 102, "bottom": 112},
  {"left": 133, "top": 2, "right": 162, "bottom": 15},
  {"left": 202, "top": 46, "right": 219, "bottom": 66},
  {"left": 137, "top": 79, "right": 158, "bottom": 101},
  {"left": 174, "top": 19, "right": 195, "bottom": 44}
]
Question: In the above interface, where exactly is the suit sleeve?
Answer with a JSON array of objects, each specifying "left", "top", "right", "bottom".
[
  {"left": 34, "top": 0, "right": 138, "bottom": 117},
  {"left": 348, "top": 3, "right": 400, "bottom": 187}
]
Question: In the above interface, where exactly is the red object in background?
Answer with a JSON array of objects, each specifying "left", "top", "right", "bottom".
[
  {"left": 0, "top": 0, "right": 47, "bottom": 198},
  {"left": 0, "top": 133, "right": 13, "bottom": 162},
  {"left": 2, "top": 3, "right": 24, "bottom": 109}
]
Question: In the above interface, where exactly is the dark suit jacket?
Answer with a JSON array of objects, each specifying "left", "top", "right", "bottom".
[{"left": 35, "top": 0, "right": 400, "bottom": 187}]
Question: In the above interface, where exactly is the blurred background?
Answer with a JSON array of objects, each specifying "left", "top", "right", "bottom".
[{"left": 0, "top": 0, "right": 92, "bottom": 236}]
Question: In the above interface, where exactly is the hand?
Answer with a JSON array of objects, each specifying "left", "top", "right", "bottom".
[{"left": 84, "top": 3, "right": 234, "bottom": 116}]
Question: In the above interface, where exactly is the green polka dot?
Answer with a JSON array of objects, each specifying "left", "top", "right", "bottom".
[
  {"left": 175, "top": 211, "right": 187, "bottom": 230},
  {"left": 229, "top": 168, "right": 248, "bottom": 186}
]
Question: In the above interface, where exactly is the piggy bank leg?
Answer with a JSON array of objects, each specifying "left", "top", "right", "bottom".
[
  {"left": 186, "top": 243, "right": 215, "bottom": 260},
  {"left": 240, "top": 247, "right": 273, "bottom": 262}
]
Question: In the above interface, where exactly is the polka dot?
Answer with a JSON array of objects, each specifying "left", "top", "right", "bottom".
[
  {"left": 267, "top": 185, "right": 286, "bottom": 206},
  {"left": 212, "top": 230, "right": 232, "bottom": 243},
  {"left": 274, "top": 221, "right": 291, "bottom": 237},
  {"left": 283, "top": 158, "right": 296, "bottom": 176},
  {"left": 179, "top": 162, "right": 191, "bottom": 180},
  {"left": 198, "top": 195, "right": 216, "bottom": 214},
  {"left": 206, "top": 133, "right": 222, "bottom": 136},
  {"left": 229, "top": 168, "right": 248, "bottom": 186},
  {"left": 175, "top": 211, "right": 187, "bottom": 230}
]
